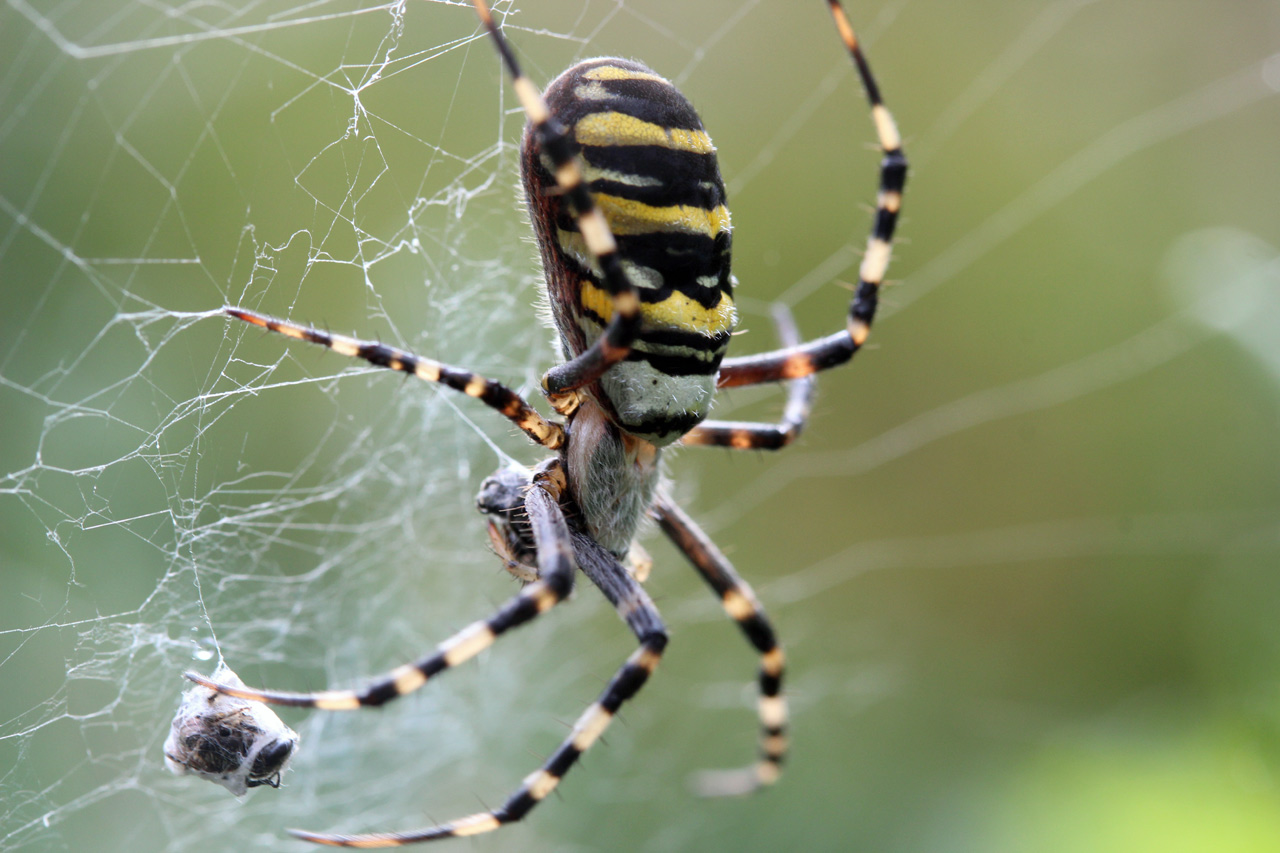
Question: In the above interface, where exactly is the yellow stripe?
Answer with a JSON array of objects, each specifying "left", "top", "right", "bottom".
[
  {"left": 391, "top": 664, "right": 427, "bottom": 695},
  {"left": 636, "top": 646, "right": 662, "bottom": 673},
  {"left": 313, "top": 692, "right": 361, "bottom": 711},
  {"left": 523, "top": 768, "right": 560, "bottom": 800},
  {"left": 328, "top": 336, "right": 360, "bottom": 357},
  {"left": 756, "top": 760, "right": 782, "bottom": 786},
  {"left": 571, "top": 703, "right": 613, "bottom": 751},
  {"left": 441, "top": 622, "right": 496, "bottom": 667},
  {"left": 593, "top": 193, "right": 730, "bottom": 238},
  {"left": 514, "top": 77, "right": 549, "bottom": 124},
  {"left": 579, "top": 280, "right": 736, "bottom": 337},
  {"left": 759, "top": 695, "right": 787, "bottom": 729},
  {"left": 575, "top": 112, "right": 714, "bottom": 155},
  {"left": 762, "top": 647, "right": 785, "bottom": 677},
  {"left": 860, "top": 237, "right": 891, "bottom": 284},
  {"left": 582, "top": 65, "right": 670, "bottom": 85},
  {"left": 872, "top": 103, "right": 902, "bottom": 151},
  {"left": 450, "top": 814, "right": 502, "bottom": 837},
  {"left": 722, "top": 588, "right": 756, "bottom": 621}
]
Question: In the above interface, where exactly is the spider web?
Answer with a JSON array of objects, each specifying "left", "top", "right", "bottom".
[{"left": 4, "top": 2, "right": 1280, "bottom": 851}]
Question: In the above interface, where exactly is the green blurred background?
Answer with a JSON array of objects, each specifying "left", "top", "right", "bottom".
[{"left": 3, "top": 1, "right": 1280, "bottom": 850}]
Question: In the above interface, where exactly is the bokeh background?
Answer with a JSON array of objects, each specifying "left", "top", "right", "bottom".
[{"left": 3, "top": 1, "right": 1280, "bottom": 850}]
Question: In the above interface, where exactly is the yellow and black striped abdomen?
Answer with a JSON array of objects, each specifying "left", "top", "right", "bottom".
[{"left": 522, "top": 58, "right": 734, "bottom": 446}]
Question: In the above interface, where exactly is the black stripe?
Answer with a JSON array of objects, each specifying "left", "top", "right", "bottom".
[
  {"left": 622, "top": 410, "right": 706, "bottom": 439},
  {"left": 585, "top": 76, "right": 703, "bottom": 130},
  {"left": 615, "top": 231, "right": 732, "bottom": 298},
  {"left": 625, "top": 347, "right": 722, "bottom": 377},
  {"left": 636, "top": 325, "right": 731, "bottom": 352},
  {"left": 419, "top": 655, "right": 448, "bottom": 680},
  {"left": 556, "top": 229, "right": 731, "bottom": 307},
  {"left": 437, "top": 364, "right": 477, "bottom": 393},
  {"left": 357, "top": 341, "right": 412, "bottom": 373},
  {"left": 498, "top": 790, "right": 537, "bottom": 823},
  {"left": 587, "top": 174, "right": 721, "bottom": 212},
  {"left": 880, "top": 150, "right": 908, "bottom": 192},
  {"left": 873, "top": 208, "right": 899, "bottom": 243},
  {"left": 576, "top": 303, "right": 730, "bottom": 356},
  {"left": 547, "top": 60, "right": 705, "bottom": 132},
  {"left": 739, "top": 615, "right": 777, "bottom": 654},
  {"left": 545, "top": 742, "right": 582, "bottom": 778},
  {"left": 850, "top": 280, "right": 878, "bottom": 324},
  {"left": 487, "top": 590, "right": 542, "bottom": 634},
  {"left": 538, "top": 118, "right": 579, "bottom": 168},
  {"left": 358, "top": 680, "right": 402, "bottom": 707},
  {"left": 580, "top": 145, "right": 722, "bottom": 205}
]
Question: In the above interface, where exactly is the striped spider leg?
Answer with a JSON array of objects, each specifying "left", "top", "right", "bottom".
[
  {"left": 187, "top": 459, "right": 576, "bottom": 715},
  {"left": 685, "top": 0, "right": 908, "bottom": 453},
  {"left": 470, "top": 0, "right": 644, "bottom": 414},
  {"left": 652, "top": 493, "right": 788, "bottom": 797},
  {"left": 662, "top": 0, "right": 907, "bottom": 793},
  {"left": 223, "top": 307, "right": 566, "bottom": 450}
]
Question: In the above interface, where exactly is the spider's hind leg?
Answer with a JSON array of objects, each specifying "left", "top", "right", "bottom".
[
  {"left": 289, "top": 490, "right": 669, "bottom": 847},
  {"left": 653, "top": 492, "right": 787, "bottom": 796}
]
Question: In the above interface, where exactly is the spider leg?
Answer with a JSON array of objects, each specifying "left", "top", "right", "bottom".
[
  {"left": 651, "top": 493, "right": 786, "bottom": 796},
  {"left": 681, "top": 304, "right": 816, "bottom": 450},
  {"left": 471, "top": 0, "right": 640, "bottom": 412},
  {"left": 288, "top": 504, "right": 669, "bottom": 846},
  {"left": 716, "top": 0, "right": 906, "bottom": 389},
  {"left": 224, "top": 308, "right": 565, "bottom": 450},
  {"left": 185, "top": 461, "right": 575, "bottom": 710}
]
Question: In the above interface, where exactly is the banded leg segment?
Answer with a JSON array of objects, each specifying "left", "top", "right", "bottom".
[
  {"left": 289, "top": 514, "right": 669, "bottom": 846},
  {"left": 472, "top": 0, "right": 640, "bottom": 407},
  {"left": 185, "top": 462, "right": 576, "bottom": 712},
  {"left": 226, "top": 307, "right": 564, "bottom": 450},
  {"left": 682, "top": 304, "right": 816, "bottom": 450},
  {"left": 716, "top": 0, "right": 906, "bottom": 389},
  {"left": 652, "top": 493, "right": 787, "bottom": 796}
]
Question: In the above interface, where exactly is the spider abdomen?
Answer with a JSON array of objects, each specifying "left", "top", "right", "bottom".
[{"left": 523, "top": 58, "right": 735, "bottom": 446}]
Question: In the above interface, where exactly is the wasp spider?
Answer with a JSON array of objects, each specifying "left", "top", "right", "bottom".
[{"left": 190, "top": 0, "right": 906, "bottom": 845}]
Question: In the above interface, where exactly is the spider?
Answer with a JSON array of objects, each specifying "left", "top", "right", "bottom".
[{"left": 188, "top": 0, "right": 906, "bottom": 845}]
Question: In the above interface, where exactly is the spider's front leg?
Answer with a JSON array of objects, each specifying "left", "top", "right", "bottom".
[
  {"left": 715, "top": 0, "right": 907, "bottom": 389},
  {"left": 471, "top": 0, "right": 641, "bottom": 415},
  {"left": 225, "top": 308, "right": 566, "bottom": 450},
  {"left": 185, "top": 460, "right": 575, "bottom": 711}
]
